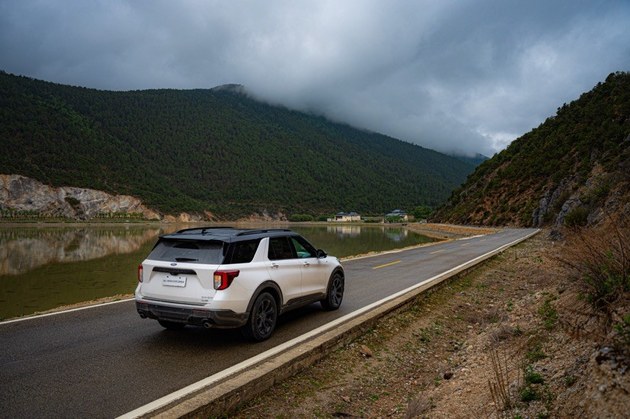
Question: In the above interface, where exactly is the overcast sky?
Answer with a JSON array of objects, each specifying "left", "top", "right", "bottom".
[{"left": 1, "top": 1, "right": 629, "bottom": 156}]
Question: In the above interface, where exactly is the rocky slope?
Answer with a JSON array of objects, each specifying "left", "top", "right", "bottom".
[
  {"left": 436, "top": 72, "right": 630, "bottom": 227},
  {"left": 0, "top": 174, "right": 160, "bottom": 220}
]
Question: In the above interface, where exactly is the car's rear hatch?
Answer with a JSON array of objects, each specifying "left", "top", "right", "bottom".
[{"left": 138, "top": 238, "right": 225, "bottom": 305}]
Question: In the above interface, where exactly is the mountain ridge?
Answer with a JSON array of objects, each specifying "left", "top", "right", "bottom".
[{"left": 0, "top": 71, "right": 475, "bottom": 219}]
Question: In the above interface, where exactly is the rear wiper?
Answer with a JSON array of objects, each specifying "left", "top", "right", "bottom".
[{"left": 175, "top": 257, "right": 198, "bottom": 262}]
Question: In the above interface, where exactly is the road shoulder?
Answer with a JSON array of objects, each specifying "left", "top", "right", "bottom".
[{"left": 231, "top": 231, "right": 629, "bottom": 418}]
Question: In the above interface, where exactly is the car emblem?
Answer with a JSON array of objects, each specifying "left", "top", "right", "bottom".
[{"left": 170, "top": 262, "right": 177, "bottom": 266}]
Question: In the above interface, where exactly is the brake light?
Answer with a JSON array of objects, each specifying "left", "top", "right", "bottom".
[
  {"left": 137, "top": 264, "right": 143, "bottom": 283},
  {"left": 213, "top": 270, "right": 240, "bottom": 290}
]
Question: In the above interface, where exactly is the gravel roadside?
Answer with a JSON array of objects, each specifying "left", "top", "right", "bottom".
[{"left": 230, "top": 231, "right": 629, "bottom": 418}]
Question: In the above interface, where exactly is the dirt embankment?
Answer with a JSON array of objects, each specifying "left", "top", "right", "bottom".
[{"left": 232, "top": 231, "right": 629, "bottom": 418}]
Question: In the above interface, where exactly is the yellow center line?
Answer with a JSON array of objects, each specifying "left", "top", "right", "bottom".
[
  {"left": 372, "top": 260, "right": 402, "bottom": 270},
  {"left": 430, "top": 249, "right": 445, "bottom": 254}
]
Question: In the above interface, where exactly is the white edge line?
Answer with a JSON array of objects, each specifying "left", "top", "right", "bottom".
[
  {"left": 458, "top": 234, "right": 485, "bottom": 240},
  {"left": 0, "top": 298, "right": 134, "bottom": 325},
  {"left": 118, "top": 228, "right": 539, "bottom": 419}
]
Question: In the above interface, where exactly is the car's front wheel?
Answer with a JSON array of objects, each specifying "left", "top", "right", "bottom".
[
  {"left": 321, "top": 271, "right": 344, "bottom": 310},
  {"left": 242, "top": 292, "right": 278, "bottom": 341}
]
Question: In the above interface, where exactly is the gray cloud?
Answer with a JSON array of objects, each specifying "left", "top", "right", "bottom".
[{"left": 1, "top": 0, "right": 629, "bottom": 156}]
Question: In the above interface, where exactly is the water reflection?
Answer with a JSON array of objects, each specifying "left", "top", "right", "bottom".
[
  {"left": 293, "top": 225, "right": 434, "bottom": 259},
  {"left": 326, "top": 225, "right": 362, "bottom": 237},
  {"left": 385, "top": 228, "right": 408, "bottom": 242},
  {"left": 325, "top": 225, "right": 409, "bottom": 241},
  {"left": 0, "top": 224, "right": 437, "bottom": 319},
  {"left": 0, "top": 227, "right": 161, "bottom": 276}
]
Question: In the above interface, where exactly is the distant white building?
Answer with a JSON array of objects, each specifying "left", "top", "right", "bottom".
[
  {"left": 385, "top": 209, "right": 408, "bottom": 222},
  {"left": 330, "top": 211, "right": 361, "bottom": 222}
]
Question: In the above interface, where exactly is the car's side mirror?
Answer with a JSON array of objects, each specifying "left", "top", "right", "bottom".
[{"left": 316, "top": 249, "right": 327, "bottom": 259}]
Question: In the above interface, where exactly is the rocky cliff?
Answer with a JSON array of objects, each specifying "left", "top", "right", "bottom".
[
  {"left": 0, "top": 174, "right": 161, "bottom": 220},
  {"left": 435, "top": 72, "right": 630, "bottom": 227}
]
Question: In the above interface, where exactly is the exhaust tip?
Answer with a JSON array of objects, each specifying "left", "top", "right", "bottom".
[{"left": 202, "top": 321, "right": 212, "bottom": 329}]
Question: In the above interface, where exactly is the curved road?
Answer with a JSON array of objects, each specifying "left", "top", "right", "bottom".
[{"left": 0, "top": 228, "right": 537, "bottom": 418}]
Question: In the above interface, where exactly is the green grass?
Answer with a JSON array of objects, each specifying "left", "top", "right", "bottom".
[{"left": 538, "top": 295, "right": 558, "bottom": 330}]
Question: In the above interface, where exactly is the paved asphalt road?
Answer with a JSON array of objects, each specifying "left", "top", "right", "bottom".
[{"left": 0, "top": 228, "right": 537, "bottom": 418}]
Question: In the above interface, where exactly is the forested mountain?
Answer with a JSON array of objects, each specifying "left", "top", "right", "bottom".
[
  {"left": 452, "top": 153, "right": 488, "bottom": 167},
  {"left": 435, "top": 72, "right": 630, "bottom": 227},
  {"left": 0, "top": 71, "right": 475, "bottom": 219}
]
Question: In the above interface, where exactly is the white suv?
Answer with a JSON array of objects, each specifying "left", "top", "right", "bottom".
[{"left": 135, "top": 227, "right": 344, "bottom": 341}]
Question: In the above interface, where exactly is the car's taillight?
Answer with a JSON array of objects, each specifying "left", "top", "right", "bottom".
[
  {"left": 213, "top": 270, "right": 239, "bottom": 290},
  {"left": 137, "top": 264, "right": 143, "bottom": 283}
]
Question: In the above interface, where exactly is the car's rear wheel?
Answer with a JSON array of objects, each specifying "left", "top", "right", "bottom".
[
  {"left": 321, "top": 271, "right": 344, "bottom": 310},
  {"left": 158, "top": 320, "right": 186, "bottom": 330},
  {"left": 242, "top": 292, "right": 277, "bottom": 341}
]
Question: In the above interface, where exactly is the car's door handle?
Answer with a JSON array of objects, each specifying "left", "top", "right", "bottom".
[
  {"left": 303, "top": 261, "right": 310, "bottom": 267},
  {"left": 270, "top": 262, "right": 279, "bottom": 269}
]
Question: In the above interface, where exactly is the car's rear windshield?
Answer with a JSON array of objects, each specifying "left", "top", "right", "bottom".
[{"left": 147, "top": 239, "right": 225, "bottom": 264}]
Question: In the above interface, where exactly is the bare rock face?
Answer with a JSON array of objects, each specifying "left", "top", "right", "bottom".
[
  {"left": 0, "top": 174, "right": 161, "bottom": 220},
  {"left": 532, "top": 180, "right": 571, "bottom": 227},
  {"left": 161, "top": 212, "right": 205, "bottom": 223},
  {"left": 238, "top": 210, "right": 287, "bottom": 222}
]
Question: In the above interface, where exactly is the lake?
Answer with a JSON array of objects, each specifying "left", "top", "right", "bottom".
[{"left": 0, "top": 223, "right": 437, "bottom": 320}]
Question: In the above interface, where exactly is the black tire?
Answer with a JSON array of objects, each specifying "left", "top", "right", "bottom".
[
  {"left": 242, "top": 292, "right": 278, "bottom": 341},
  {"left": 158, "top": 320, "right": 186, "bottom": 330},
  {"left": 321, "top": 271, "right": 344, "bottom": 310}
]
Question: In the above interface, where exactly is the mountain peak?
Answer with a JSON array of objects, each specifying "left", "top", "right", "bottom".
[{"left": 210, "top": 83, "right": 246, "bottom": 94}]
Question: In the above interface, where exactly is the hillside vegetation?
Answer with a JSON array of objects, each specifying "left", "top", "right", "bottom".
[
  {"left": 436, "top": 72, "right": 630, "bottom": 227},
  {"left": 0, "top": 72, "right": 474, "bottom": 219}
]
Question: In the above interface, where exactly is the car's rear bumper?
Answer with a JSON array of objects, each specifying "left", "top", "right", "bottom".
[{"left": 135, "top": 300, "right": 248, "bottom": 328}]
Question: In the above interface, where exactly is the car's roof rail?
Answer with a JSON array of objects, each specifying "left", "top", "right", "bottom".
[
  {"left": 235, "top": 228, "right": 293, "bottom": 236},
  {"left": 175, "top": 226, "right": 235, "bottom": 234}
]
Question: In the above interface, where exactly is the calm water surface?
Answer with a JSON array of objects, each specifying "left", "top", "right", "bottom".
[{"left": 0, "top": 224, "right": 436, "bottom": 319}]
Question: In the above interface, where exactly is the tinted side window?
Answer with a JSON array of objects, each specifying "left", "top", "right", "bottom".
[
  {"left": 147, "top": 239, "right": 224, "bottom": 264},
  {"left": 291, "top": 236, "right": 316, "bottom": 258},
  {"left": 226, "top": 239, "right": 260, "bottom": 264},
  {"left": 268, "top": 237, "right": 295, "bottom": 260}
]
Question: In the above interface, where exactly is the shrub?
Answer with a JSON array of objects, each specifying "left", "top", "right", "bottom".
[
  {"left": 560, "top": 219, "right": 629, "bottom": 315},
  {"left": 412, "top": 205, "right": 433, "bottom": 220},
  {"left": 564, "top": 206, "right": 589, "bottom": 227},
  {"left": 520, "top": 385, "right": 540, "bottom": 402},
  {"left": 363, "top": 217, "right": 382, "bottom": 223},
  {"left": 524, "top": 365, "right": 545, "bottom": 385},
  {"left": 538, "top": 295, "right": 558, "bottom": 330},
  {"left": 526, "top": 342, "right": 547, "bottom": 363},
  {"left": 488, "top": 350, "right": 520, "bottom": 412},
  {"left": 288, "top": 214, "right": 314, "bottom": 222},
  {"left": 613, "top": 313, "right": 630, "bottom": 351}
]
